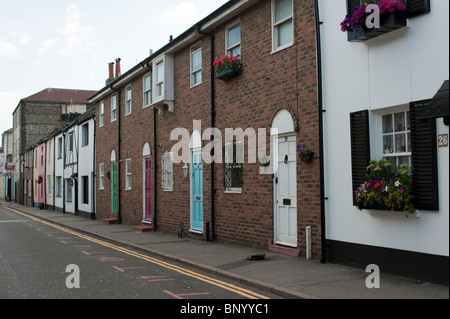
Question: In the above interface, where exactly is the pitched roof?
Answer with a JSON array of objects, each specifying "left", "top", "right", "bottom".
[{"left": 22, "top": 88, "right": 97, "bottom": 104}]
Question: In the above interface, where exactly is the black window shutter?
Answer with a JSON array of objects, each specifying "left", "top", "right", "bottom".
[
  {"left": 406, "top": 0, "right": 431, "bottom": 18},
  {"left": 350, "top": 110, "right": 371, "bottom": 205},
  {"left": 410, "top": 100, "right": 439, "bottom": 210}
]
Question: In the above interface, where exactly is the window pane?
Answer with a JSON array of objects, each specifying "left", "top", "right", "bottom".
[
  {"left": 397, "top": 156, "right": 410, "bottom": 166},
  {"left": 144, "top": 91, "right": 151, "bottom": 106},
  {"left": 382, "top": 114, "right": 393, "bottom": 133},
  {"left": 157, "top": 63, "right": 164, "bottom": 83},
  {"left": 395, "top": 133, "right": 406, "bottom": 153},
  {"left": 277, "top": 20, "right": 293, "bottom": 47},
  {"left": 394, "top": 112, "right": 405, "bottom": 132},
  {"left": 383, "top": 135, "right": 393, "bottom": 154},
  {"left": 144, "top": 75, "right": 151, "bottom": 91},
  {"left": 231, "top": 46, "right": 241, "bottom": 57},
  {"left": 275, "top": 0, "right": 293, "bottom": 23},
  {"left": 192, "top": 49, "right": 202, "bottom": 71},
  {"left": 193, "top": 71, "right": 202, "bottom": 85},
  {"left": 228, "top": 24, "right": 241, "bottom": 48}
]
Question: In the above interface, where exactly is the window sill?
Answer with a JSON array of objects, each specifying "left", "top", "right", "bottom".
[
  {"left": 271, "top": 42, "right": 294, "bottom": 55},
  {"left": 225, "top": 188, "right": 242, "bottom": 194},
  {"left": 190, "top": 82, "right": 202, "bottom": 89}
]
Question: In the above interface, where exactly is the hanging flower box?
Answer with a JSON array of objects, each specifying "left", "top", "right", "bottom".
[
  {"left": 355, "top": 160, "right": 416, "bottom": 215},
  {"left": 214, "top": 55, "right": 243, "bottom": 81},
  {"left": 341, "top": 0, "right": 408, "bottom": 42}
]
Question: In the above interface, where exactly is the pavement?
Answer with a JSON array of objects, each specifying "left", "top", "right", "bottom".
[{"left": 2, "top": 200, "right": 448, "bottom": 299}]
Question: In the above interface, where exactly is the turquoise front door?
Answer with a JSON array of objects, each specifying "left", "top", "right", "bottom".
[{"left": 191, "top": 150, "right": 203, "bottom": 231}]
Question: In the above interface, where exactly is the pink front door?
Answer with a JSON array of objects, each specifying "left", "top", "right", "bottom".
[{"left": 144, "top": 158, "right": 152, "bottom": 221}]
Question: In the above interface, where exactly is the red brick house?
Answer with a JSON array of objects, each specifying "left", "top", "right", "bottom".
[{"left": 90, "top": 0, "right": 321, "bottom": 258}]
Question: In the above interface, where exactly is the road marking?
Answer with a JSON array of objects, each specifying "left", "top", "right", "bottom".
[
  {"left": 0, "top": 220, "right": 28, "bottom": 223},
  {"left": 6, "top": 207, "right": 270, "bottom": 300},
  {"left": 163, "top": 290, "right": 210, "bottom": 299}
]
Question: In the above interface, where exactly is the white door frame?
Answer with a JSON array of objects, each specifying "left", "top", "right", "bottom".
[{"left": 272, "top": 109, "right": 297, "bottom": 247}]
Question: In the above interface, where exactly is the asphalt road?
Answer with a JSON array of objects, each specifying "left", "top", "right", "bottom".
[{"left": 0, "top": 205, "right": 279, "bottom": 301}]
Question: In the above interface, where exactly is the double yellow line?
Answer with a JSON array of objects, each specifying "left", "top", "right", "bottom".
[{"left": 7, "top": 207, "right": 270, "bottom": 299}]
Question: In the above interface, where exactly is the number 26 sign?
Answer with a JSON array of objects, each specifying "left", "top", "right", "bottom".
[{"left": 438, "top": 134, "right": 448, "bottom": 148}]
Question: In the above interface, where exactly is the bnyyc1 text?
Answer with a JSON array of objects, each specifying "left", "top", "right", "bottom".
[{"left": 180, "top": 303, "right": 269, "bottom": 317}]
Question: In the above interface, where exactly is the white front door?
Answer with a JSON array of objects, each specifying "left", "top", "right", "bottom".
[{"left": 274, "top": 135, "right": 297, "bottom": 247}]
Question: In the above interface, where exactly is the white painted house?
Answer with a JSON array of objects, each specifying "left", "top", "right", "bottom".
[
  {"left": 318, "top": 0, "right": 449, "bottom": 284},
  {"left": 54, "top": 109, "right": 96, "bottom": 219}
]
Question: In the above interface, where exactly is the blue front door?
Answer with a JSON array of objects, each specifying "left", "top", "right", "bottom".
[{"left": 191, "top": 150, "right": 203, "bottom": 231}]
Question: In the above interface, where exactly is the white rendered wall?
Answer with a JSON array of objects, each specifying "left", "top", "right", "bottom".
[{"left": 319, "top": 0, "right": 449, "bottom": 256}]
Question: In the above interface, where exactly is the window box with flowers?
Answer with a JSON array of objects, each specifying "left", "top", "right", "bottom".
[
  {"left": 214, "top": 55, "right": 243, "bottom": 81},
  {"left": 355, "top": 160, "right": 416, "bottom": 216},
  {"left": 341, "top": 0, "right": 408, "bottom": 42}
]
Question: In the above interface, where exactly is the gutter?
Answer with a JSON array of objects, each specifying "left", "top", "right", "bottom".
[
  {"left": 314, "top": 0, "right": 327, "bottom": 264},
  {"left": 196, "top": 23, "right": 216, "bottom": 242}
]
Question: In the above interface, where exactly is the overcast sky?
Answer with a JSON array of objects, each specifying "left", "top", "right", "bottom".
[{"left": 0, "top": 0, "right": 228, "bottom": 142}]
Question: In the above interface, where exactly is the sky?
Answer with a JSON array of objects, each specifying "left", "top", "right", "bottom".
[{"left": 0, "top": 0, "right": 229, "bottom": 143}]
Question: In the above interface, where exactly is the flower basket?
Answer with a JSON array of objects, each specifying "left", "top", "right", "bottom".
[
  {"left": 214, "top": 55, "right": 243, "bottom": 81},
  {"left": 297, "top": 145, "right": 314, "bottom": 163},
  {"left": 341, "top": 0, "right": 408, "bottom": 42},
  {"left": 355, "top": 160, "right": 416, "bottom": 215},
  {"left": 37, "top": 176, "right": 43, "bottom": 184},
  {"left": 347, "top": 11, "right": 407, "bottom": 42},
  {"left": 216, "top": 66, "right": 242, "bottom": 81}
]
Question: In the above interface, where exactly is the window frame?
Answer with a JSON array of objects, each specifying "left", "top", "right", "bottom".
[
  {"left": 99, "top": 163, "right": 104, "bottom": 190},
  {"left": 371, "top": 106, "right": 412, "bottom": 166},
  {"left": 226, "top": 21, "right": 241, "bottom": 57},
  {"left": 224, "top": 140, "right": 243, "bottom": 193},
  {"left": 125, "top": 159, "right": 132, "bottom": 190},
  {"left": 81, "top": 123, "right": 89, "bottom": 147},
  {"left": 125, "top": 85, "right": 132, "bottom": 116},
  {"left": 271, "top": 0, "right": 294, "bottom": 53},
  {"left": 99, "top": 101, "right": 105, "bottom": 127},
  {"left": 143, "top": 73, "right": 152, "bottom": 108},
  {"left": 111, "top": 95, "right": 117, "bottom": 122},
  {"left": 190, "top": 44, "right": 202, "bottom": 88},
  {"left": 155, "top": 60, "right": 164, "bottom": 100},
  {"left": 162, "top": 152, "right": 174, "bottom": 192}
]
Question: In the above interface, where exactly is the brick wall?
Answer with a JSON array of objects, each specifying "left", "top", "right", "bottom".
[{"left": 94, "top": 0, "right": 321, "bottom": 257}]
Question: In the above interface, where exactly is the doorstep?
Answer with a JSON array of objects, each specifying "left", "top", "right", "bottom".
[
  {"left": 268, "top": 244, "right": 301, "bottom": 257},
  {"left": 133, "top": 224, "right": 153, "bottom": 232},
  {"left": 102, "top": 216, "right": 118, "bottom": 224}
]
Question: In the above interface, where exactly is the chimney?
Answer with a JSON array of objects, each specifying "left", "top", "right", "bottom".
[
  {"left": 115, "top": 58, "right": 121, "bottom": 78},
  {"left": 106, "top": 62, "right": 115, "bottom": 85}
]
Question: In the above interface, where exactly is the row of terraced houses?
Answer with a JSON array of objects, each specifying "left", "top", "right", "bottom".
[{"left": 2, "top": 0, "right": 448, "bottom": 285}]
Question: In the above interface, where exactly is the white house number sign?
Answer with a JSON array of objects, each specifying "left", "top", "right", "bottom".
[{"left": 438, "top": 134, "right": 448, "bottom": 148}]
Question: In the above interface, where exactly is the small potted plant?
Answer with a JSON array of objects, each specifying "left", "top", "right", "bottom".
[
  {"left": 213, "top": 54, "right": 243, "bottom": 81},
  {"left": 297, "top": 145, "right": 315, "bottom": 163},
  {"left": 37, "top": 176, "right": 43, "bottom": 184}
]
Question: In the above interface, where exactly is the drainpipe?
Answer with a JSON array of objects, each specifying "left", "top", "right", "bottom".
[
  {"left": 146, "top": 58, "right": 158, "bottom": 231},
  {"left": 110, "top": 78, "right": 122, "bottom": 225},
  {"left": 196, "top": 23, "right": 216, "bottom": 242},
  {"left": 92, "top": 116, "right": 96, "bottom": 220},
  {"left": 314, "top": 0, "right": 327, "bottom": 264}
]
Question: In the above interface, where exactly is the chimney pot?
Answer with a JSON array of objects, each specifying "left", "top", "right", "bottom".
[
  {"left": 115, "top": 58, "right": 121, "bottom": 78},
  {"left": 109, "top": 62, "right": 115, "bottom": 79}
]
